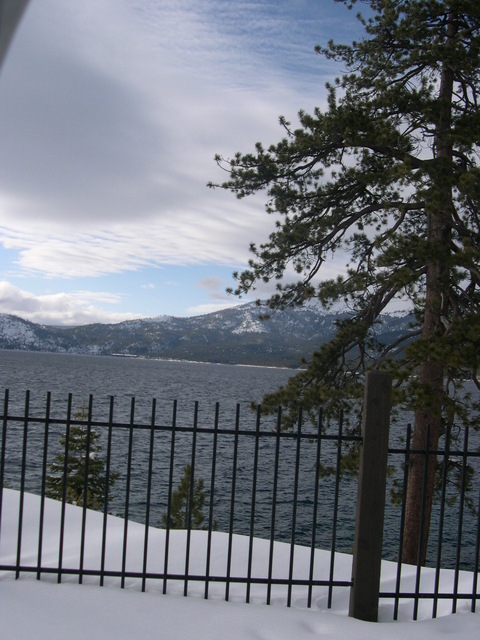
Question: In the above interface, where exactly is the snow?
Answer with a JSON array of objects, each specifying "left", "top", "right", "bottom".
[
  {"left": 1, "top": 489, "right": 479, "bottom": 640},
  {"left": 232, "top": 315, "right": 267, "bottom": 334}
]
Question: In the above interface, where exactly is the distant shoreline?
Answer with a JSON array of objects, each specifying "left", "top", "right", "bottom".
[{"left": 1, "top": 347, "right": 299, "bottom": 371}]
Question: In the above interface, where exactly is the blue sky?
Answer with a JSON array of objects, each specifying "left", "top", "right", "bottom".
[{"left": 0, "top": 0, "right": 361, "bottom": 325}]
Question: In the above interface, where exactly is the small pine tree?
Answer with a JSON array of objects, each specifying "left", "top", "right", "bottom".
[
  {"left": 162, "top": 464, "right": 207, "bottom": 529},
  {"left": 45, "top": 408, "right": 118, "bottom": 510}
]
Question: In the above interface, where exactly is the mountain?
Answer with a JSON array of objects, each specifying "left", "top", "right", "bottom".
[{"left": 0, "top": 302, "right": 414, "bottom": 368}]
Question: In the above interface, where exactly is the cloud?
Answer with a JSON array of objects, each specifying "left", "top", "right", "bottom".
[
  {"left": 185, "top": 301, "right": 243, "bottom": 317},
  {"left": 0, "top": 0, "right": 336, "bottom": 282},
  {"left": 0, "top": 1, "right": 361, "bottom": 325},
  {"left": 195, "top": 276, "right": 232, "bottom": 299},
  {"left": 0, "top": 197, "right": 271, "bottom": 277},
  {"left": 0, "top": 281, "right": 138, "bottom": 325}
]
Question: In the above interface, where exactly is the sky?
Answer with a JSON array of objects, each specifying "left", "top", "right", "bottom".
[
  {"left": 1, "top": 488, "right": 479, "bottom": 639},
  {"left": 0, "top": 0, "right": 363, "bottom": 326}
]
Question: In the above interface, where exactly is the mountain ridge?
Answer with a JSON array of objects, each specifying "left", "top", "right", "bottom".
[{"left": 0, "top": 302, "right": 413, "bottom": 368}]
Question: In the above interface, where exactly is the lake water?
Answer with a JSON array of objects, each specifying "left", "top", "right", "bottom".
[
  {"left": 0, "top": 350, "right": 295, "bottom": 417},
  {"left": 1, "top": 350, "right": 478, "bottom": 569}
]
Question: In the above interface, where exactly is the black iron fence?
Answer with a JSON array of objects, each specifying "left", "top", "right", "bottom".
[
  {"left": 0, "top": 378, "right": 479, "bottom": 621},
  {"left": 383, "top": 423, "right": 480, "bottom": 620},
  {"left": 0, "top": 388, "right": 358, "bottom": 608}
]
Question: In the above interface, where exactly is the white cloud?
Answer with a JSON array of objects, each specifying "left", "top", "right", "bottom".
[
  {"left": 0, "top": 197, "right": 271, "bottom": 277},
  {"left": 0, "top": 0, "right": 334, "bottom": 282},
  {"left": 0, "top": 0, "right": 361, "bottom": 323},
  {"left": 0, "top": 281, "right": 138, "bottom": 325}
]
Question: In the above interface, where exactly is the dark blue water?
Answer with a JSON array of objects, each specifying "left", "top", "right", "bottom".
[
  {"left": 0, "top": 350, "right": 294, "bottom": 418},
  {"left": 0, "top": 351, "right": 358, "bottom": 553},
  {"left": 1, "top": 350, "right": 478, "bottom": 569}
]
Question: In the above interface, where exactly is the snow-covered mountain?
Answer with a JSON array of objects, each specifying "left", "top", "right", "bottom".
[{"left": 0, "top": 302, "right": 413, "bottom": 367}]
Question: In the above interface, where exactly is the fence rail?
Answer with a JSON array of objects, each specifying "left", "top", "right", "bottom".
[
  {"left": 0, "top": 388, "right": 358, "bottom": 610},
  {"left": 1, "top": 380, "right": 479, "bottom": 621},
  {"left": 384, "top": 422, "right": 480, "bottom": 620}
]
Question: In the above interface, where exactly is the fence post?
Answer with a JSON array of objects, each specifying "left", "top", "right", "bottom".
[{"left": 349, "top": 370, "right": 392, "bottom": 622}]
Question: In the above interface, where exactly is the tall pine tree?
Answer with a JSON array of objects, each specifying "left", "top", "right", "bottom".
[{"left": 211, "top": 0, "right": 480, "bottom": 564}]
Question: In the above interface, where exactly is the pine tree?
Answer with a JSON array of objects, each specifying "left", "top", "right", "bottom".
[
  {"left": 211, "top": 1, "right": 480, "bottom": 564},
  {"left": 46, "top": 408, "right": 118, "bottom": 510},
  {"left": 162, "top": 464, "right": 207, "bottom": 529}
]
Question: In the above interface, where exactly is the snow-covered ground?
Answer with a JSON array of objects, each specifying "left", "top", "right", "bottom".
[{"left": 1, "top": 489, "right": 479, "bottom": 640}]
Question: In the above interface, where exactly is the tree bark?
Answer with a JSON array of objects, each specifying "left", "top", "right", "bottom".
[
  {"left": 402, "top": 278, "right": 445, "bottom": 565},
  {"left": 402, "top": 8, "right": 457, "bottom": 565}
]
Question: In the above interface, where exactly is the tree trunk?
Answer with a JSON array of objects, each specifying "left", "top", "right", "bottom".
[
  {"left": 402, "top": 276, "right": 444, "bottom": 565},
  {"left": 401, "top": 9, "right": 457, "bottom": 565}
]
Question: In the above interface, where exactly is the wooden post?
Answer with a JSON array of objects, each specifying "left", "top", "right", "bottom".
[{"left": 349, "top": 370, "right": 392, "bottom": 622}]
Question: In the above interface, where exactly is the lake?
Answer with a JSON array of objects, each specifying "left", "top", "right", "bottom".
[
  {"left": 1, "top": 349, "right": 478, "bottom": 569},
  {"left": 0, "top": 349, "right": 296, "bottom": 417}
]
